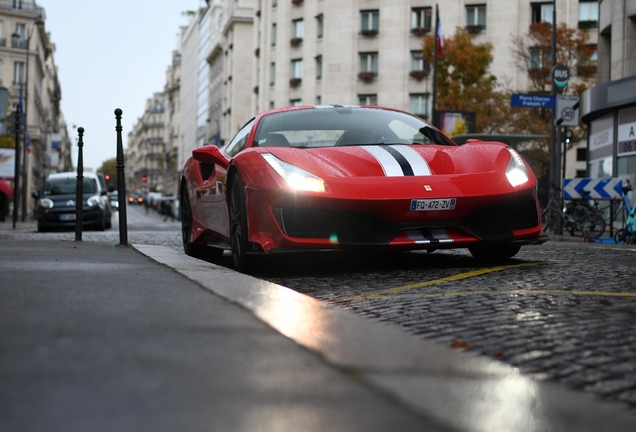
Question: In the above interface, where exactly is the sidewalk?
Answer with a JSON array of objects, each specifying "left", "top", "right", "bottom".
[{"left": 1, "top": 223, "right": 636, "bottom": 431}]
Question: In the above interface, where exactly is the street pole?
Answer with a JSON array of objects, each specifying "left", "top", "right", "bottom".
[
  {"left": 75, "top": 128, "right": 84, "bottom": 242},
  {"left": 12, "top": 99, "right": 21, "bottom": 230},
  {"left": 115, "top": 109, "right": 128, "bottom": 246},
  {"left": 549, "top": 2, "right": 562, "bottom": 234}
]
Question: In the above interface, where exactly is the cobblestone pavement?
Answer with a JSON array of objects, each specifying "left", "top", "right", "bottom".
[{"left": 3, "top": 216, "right": 636, "bottom": 411}]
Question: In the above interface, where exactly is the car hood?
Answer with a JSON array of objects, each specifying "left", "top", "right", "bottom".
[{"left": 264, "top": 142, "right": 513, "bottom": 179}]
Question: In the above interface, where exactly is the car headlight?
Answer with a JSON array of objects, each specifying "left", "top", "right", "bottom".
[
  {"left": 39, "top": 198, "right": 54, "bottom": 209},
  {"left": 506, "top": 148, "right": 529, "bottom": 187},
  {"left": 87, "top": 195, "right": 101, "bottom": 207},
  {"left": 262, "top": 153, "right": 325, "bottom": 192}
]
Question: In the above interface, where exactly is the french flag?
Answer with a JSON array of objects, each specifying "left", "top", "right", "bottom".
[{"left": 435, "top": 8, "right": 444, "bottom": 57}]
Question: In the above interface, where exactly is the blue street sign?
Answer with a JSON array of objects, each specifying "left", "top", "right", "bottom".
[
  {"left": 562, "top": 178, "right": 623, "bottom": 200},
  {"left": 510, "top": 94, "right": 556, "bottom": 108}
]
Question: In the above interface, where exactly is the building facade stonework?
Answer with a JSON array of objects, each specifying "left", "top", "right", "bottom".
[
  {"left": 131, "top": 0, "right": 602, "bottom": 194},
  {"left": 0, "top": 0, "right": 67, "bottom": 220}
]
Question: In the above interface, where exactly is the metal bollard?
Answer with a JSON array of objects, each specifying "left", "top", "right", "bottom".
[
  {"left": 115, "top": 109, "right": 128, "bottom": 246},
  {"left": 75, "top": 127, "right": 84, "bottom": 242}
]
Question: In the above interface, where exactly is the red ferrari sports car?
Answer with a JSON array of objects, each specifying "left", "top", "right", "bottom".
[{"left": 180, "top": 105, "right": 547, "bottom": 271}]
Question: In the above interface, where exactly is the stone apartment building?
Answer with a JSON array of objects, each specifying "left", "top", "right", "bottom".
[
  {"left": 0, "top": 0, "right": 68, "bottom": 220},
  {"left": 125, "top": 93, "right": 166, "bottom": 194},
  {"left": 132, "top": 0, "right": 601, "bottom": 195}
]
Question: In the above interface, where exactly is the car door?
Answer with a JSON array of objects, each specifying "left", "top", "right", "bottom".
[{"left": 201, "top": 119, "right": 255, "bottom": 237}]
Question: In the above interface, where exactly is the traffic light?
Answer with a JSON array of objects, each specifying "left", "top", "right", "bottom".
[
  {"left": 565, "top": 129, "right": 573, "bottom": 144},
  {"left": 104, "top": 174, "right": 111, "bottom": 181},
  {"left": 142, "top": 176, "right": 147, "bottom": 182}
]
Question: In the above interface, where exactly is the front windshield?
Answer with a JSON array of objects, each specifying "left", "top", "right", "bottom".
[
  {"left": 254, "top": 107, "right": 456, "bottom": 148},
  {"left": 44, "top": 177, "right": 98, "bottom": 196}
]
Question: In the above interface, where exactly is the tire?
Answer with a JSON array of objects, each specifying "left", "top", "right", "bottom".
[
  {"left": 229, "top": 176, "right": 253, "bottom": 272},
  {"left": 180, "top": 181, "right": 222, "bottom": 258},
  {"left": 614, "top": 229, "right": 631, "bottom": 244},
  {"left": 579, "top": 213, "right": 605, "bottom": 238},
  {"left": 468, "top": 244, "right": 521, "bottom": 262}
]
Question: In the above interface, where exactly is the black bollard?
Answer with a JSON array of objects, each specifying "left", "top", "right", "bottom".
[
  {"left": 75, "top": 127, "right": 84, "bottom": 242},
  {"left": 115, "top": 109, "right": 128, "bottom": 246},
  {"left": 12, "top": 100, "right": 21, "bottom": 230}
]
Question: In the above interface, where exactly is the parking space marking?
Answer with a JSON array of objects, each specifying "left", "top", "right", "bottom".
[
  {"left": 374, "top": 288, "right": 636, "bottom": 301},
  {"left": 348, "top": 262, "right": 541, "bottom": 301}
]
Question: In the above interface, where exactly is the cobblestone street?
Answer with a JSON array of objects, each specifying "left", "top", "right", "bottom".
[{"left": 3, "top": 212, "right": 636, "bottom": 412}]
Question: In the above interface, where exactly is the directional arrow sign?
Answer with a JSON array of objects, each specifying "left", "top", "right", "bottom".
[{"left": 562, "top": 178, "right": 623, "bottom": 200}]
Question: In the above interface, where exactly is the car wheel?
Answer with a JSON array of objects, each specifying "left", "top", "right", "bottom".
[
  {"left": 229, "top": 176, "right": 252, "bottom": 272},
  {"left": 541, "top": 209, "right": 553, "bottom": 232},
  {"left": 468, "top": 244, "right": 521, "bottom": 261},
  {"left": 180, "top": 181, "right": 221, "bottom": 258}
]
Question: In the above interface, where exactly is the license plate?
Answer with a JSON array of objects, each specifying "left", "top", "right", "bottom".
[
  {"left": 410, "top": 198, "right": 456, "bottom": 211},
  {"left": 60, "top": 213, "right": 76, "bottom": 221}
]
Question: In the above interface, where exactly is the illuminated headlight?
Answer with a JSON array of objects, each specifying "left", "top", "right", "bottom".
[
  {"left": 39, "top": 198, "right": 54, "bottom": 209},
  {"left": 506, "top": 148, "right": 529, "bottom": 187},
  {"left": 87, "top": 195, "right": 101, "bottom": 207},
  {"left": 262, "top": 153, "right": 325, "bottom": 192}
]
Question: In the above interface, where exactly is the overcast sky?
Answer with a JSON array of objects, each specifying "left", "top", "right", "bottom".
[{"left": 37, "top": 0, "right": 203, "bottom": 172}]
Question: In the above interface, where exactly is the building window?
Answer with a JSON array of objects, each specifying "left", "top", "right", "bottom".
[
  {"left": 359, "top": 52, "right": 378, "bottom": 82},
  {"left": 411, "top": 7, "right": 432, "bottom": 34},
  {"left": 315, "top": 55, "right": 322, "bottom": 80},
  {"left": 269, "top": 101, "right": 275, "bottom": 109},
  {"left": 293, "top": 19, "right": 304, "bottom": 38},
  {"left": 531, "top": 2, "right": 554, "bottom": 24},
  {"left": 360, "top": 10, "right": 379, "bottom": 36},
  {"left": 290, "top": 99, "right": 302, "bottom": 106},
  {"left": 576, "top": 148, "right": 587, "bottom": 162},
  {"left": 529, "top": 46, "right": 551, "bottom": 69},
  {"left": 359, "top": 52, "right": 378, "bottom": 73},
  {"left": 271, "top": 23, "right": 277, "bottom": 47},
  {"left": 410, "top": 51, "right": 429, "bottom": 80},
  {"left": 272, "top": 0, "right": 277, "bottom": 7},
  {"left": 316, "top": 13, "right": 323, "bottom": 39},
  {"left": 13, "top": 61, "right": 24, "bottom": 85},
  {"left": 358, "top": 94, "right": 377, "bottom": 106},
  {"left": 410, "top": 93, "right": 430, "bottom": 118},
  {"left": 316, "top": 95, "right": 322, "bottom": 105},
  {"left": 466, "top": 4, "right": 486, "bottom": 32},
  {"left": 411, "top": 50, "right": 428, "bottom": 71},
  {"left": 270, "top": 62, "right": 275, "bottom": 86},
  {"left": 579, "top": 1, "right": 598, "bottom": 28},
  {"left": 576, "top": 170, "right": 587, "bottom": 178},
  {"left": 291, "top": 59, "right": 303, "bottom": 78}
]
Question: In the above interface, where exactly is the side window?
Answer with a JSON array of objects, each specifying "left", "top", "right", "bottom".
[{"left": 224, "top": 119, "right": 255, "bottom": 157}]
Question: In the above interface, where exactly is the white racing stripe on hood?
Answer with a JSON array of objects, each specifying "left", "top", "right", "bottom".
[
  {"left": 363, "top": 145, "right": 404, "bottom": 176},
  {"left": 362, "top": 145, "right": 431, "bottom": 177}
]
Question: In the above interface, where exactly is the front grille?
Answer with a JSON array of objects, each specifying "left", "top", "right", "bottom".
[
  {"left": 273, "top": 198, "right": 539, "bottom": 245},
  {"left": 273, "top": 207, "right": 390, "bottom": 243},
  {"left": 464, "top": 198, "right": 539, "bottom": 240}
]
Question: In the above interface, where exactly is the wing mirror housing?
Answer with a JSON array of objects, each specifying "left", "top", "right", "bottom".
[{"left": 192, "top": 145, "right": 230, "bottom": 169}]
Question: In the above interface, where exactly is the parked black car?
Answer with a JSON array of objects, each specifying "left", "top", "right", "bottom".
[{"left": 35, "top": 172, "right": 109, "bottom": 232}]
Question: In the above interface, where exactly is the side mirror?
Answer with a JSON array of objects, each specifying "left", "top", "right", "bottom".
[
  {"left": 31, "top": 191, "right": 40, "bottom": 199},
  {"left": 192, "top": 145, "right": 230, "bottom": 168}
]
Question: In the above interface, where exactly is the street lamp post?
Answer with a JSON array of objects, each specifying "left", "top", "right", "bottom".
[{"left": 12, "top": 15, "right": 44, "bottom": 222}]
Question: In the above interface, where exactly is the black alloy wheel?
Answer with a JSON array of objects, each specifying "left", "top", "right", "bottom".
[{"left": 229, "top": 176, "right": 252, "bottom": 272}]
